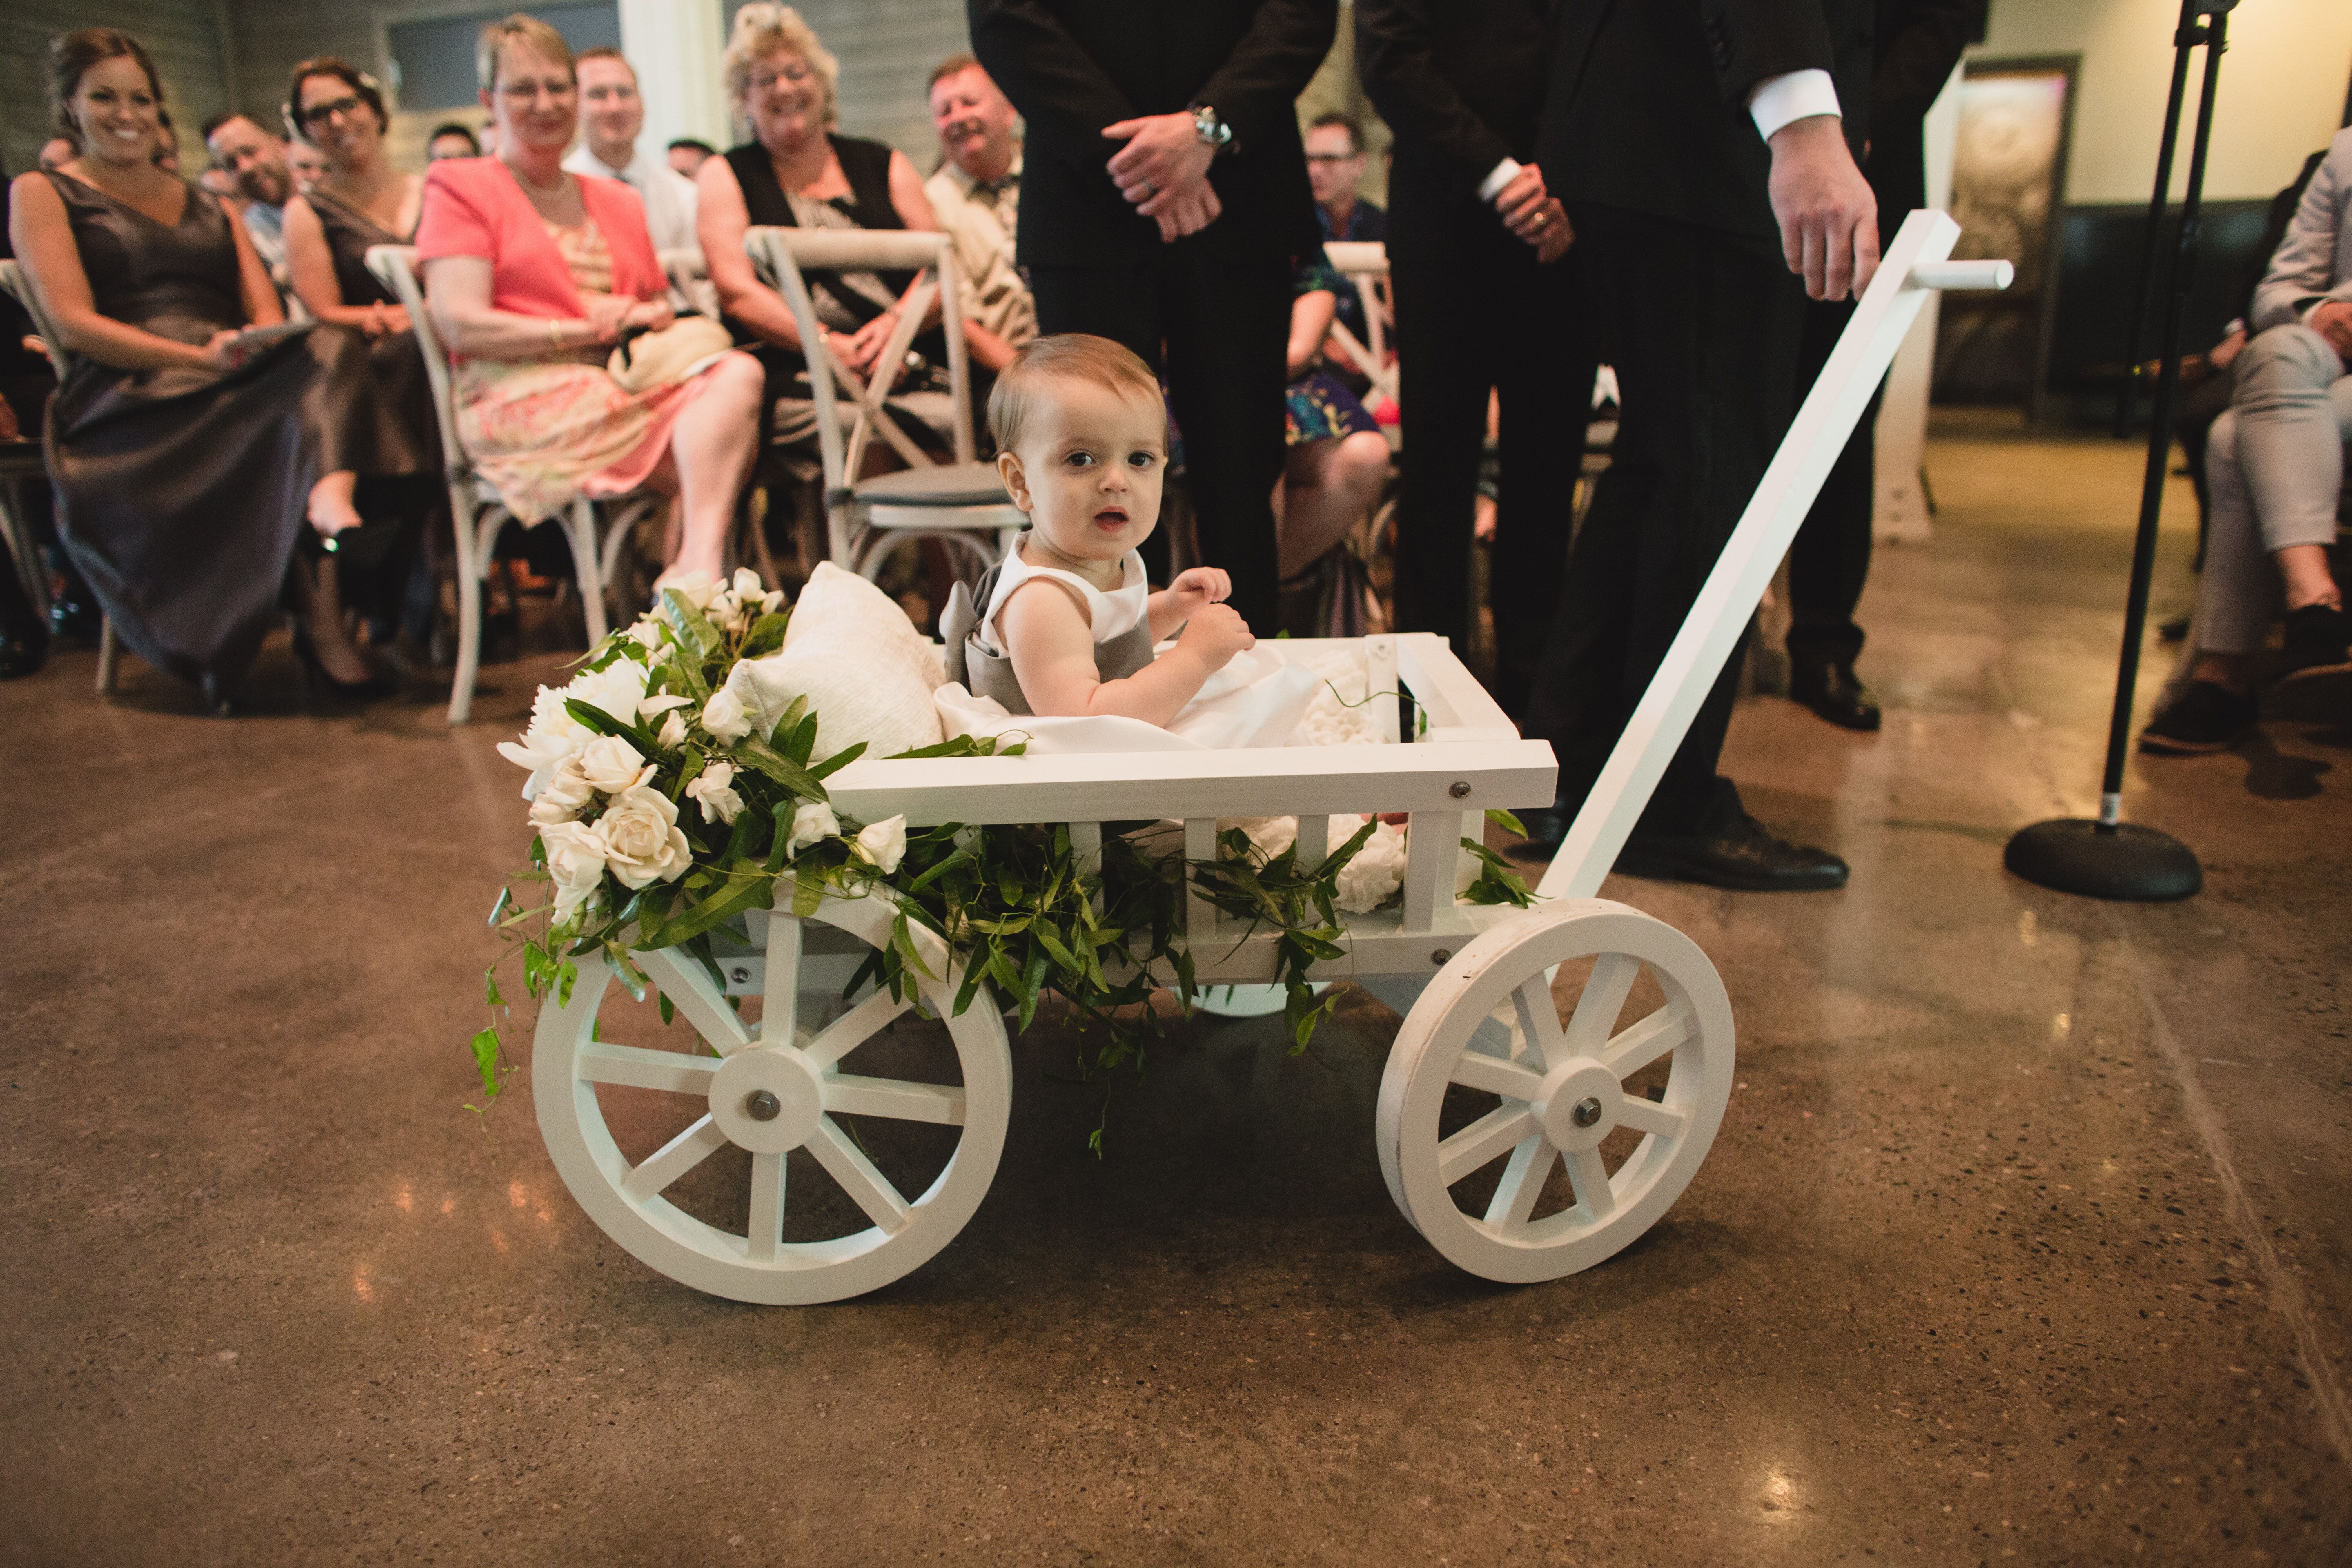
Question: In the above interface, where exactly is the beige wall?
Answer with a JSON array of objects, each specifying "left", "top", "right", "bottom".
[
  {"left": 4, "top": 1, "right": 235, "bottom": 179},
  {"left": 1974, "top": 0, "right": 2352, "bottom": 204}
]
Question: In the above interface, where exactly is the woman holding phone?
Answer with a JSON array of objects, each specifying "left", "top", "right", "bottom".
[{"left": 7, "top": 28, "right": 414, "bottom": 709}]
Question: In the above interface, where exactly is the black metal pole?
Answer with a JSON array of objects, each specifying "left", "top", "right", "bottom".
[
  {"left": 2099, "top": 6, "right": 2228, "bottom": 820},
  {"left": 2003, "top": 3, "right": 2229, "bottom": 902},
  {"left": 2111, "top": 0, "right": 2201, "bottom": 438}
]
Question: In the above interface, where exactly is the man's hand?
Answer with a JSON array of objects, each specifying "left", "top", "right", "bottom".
[
  {"left": 2311, "top": 301, "right": 2352, "bottom": 361},
  {"left": 1104, "top": 114, "right": 1217, "bottom": 235},
  {"left": 1765, "top": 115, "right": 1878, "bottom": 301},
  {"left": 1147, "top": 181, "right": 1222, "bottom": 244},
  {"left": 1532, "top": 200, "right": 1573, "bottom": 263},
  {"left": 2207, "top": 327, "right": 2248, "bottom": 371}
]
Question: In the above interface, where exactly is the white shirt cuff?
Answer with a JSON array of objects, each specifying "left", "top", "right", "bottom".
[
  {"left": 1748, "top": 69, "right": 1842, "bottom": 143},
  {"left": 1477, "top": 158, "right": 1522, "bottom": 203}
]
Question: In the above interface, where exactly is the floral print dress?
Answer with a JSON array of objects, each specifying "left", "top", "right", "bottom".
[{"left": 451, "top": 217, "right": 703, "bottom": 524}]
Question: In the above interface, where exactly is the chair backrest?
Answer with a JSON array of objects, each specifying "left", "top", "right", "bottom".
[
  {"left": 740, "top": 225, "right": 976, "bottom": 494},
  {"left": 0, "top": 258, "right": 82, "bottom": 382},
  {"left": 657, "top": 245, "right": 719, "bottom": 319},
  {"left": 363, "top": 244, "right": 470, "bottom": 482},
  {"left": 1321, "top": 240, "right": 1396, "bottom": 409}
]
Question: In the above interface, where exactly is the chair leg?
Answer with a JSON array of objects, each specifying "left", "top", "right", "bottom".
[
  {"left": 447, "top": 488, "right": 487, "bottom": 726},
  {"left": 96, "top": 614, "right": 118, "bottom": 695},
  {"left": 570, "top": 497, "right": 608, "bottom": 646}
]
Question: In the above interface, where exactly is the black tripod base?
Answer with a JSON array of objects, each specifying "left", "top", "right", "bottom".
[{"left": 2004, "top": 818, "right": 2202, "bottom": 901}]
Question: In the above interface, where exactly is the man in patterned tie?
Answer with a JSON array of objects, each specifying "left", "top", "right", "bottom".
[{"left": 924, "top": 53, "right": 1036, "bottom": 379}]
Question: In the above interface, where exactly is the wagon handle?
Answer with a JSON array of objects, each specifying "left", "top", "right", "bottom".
[{"left": 1533, "top": 210, "right": 2012, "bottom": 903}]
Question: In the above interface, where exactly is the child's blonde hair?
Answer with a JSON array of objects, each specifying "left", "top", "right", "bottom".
[{"left": 987, "top": 333, "right": 1163, "bottom": 455}]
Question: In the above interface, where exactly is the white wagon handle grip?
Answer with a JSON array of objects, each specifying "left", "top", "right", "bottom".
[
  {"left": 1910, "top": 258, "right": 2014, "bottom": 291},
  {"left": 1533, "top": 209, "right": 2011, "bottom": 904}
]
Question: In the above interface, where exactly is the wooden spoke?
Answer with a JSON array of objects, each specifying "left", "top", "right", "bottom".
[
  {"left": 638, "top": 947, "right": 753, "bottom": 1056},
  {"left": 761, "top": 914, "right": 801, "bottom": 1049},
  {"left": 1437, "top": 1104, "right": 1537, "bottom": 1186},
  {"left": 1614, "top": 1096, "right": 1688, "bottom": 1139},
  {"left": 578, "top": 1040, "right": 720, "bottom": 1095},
  {"left": 1565, "top": 1144, "right": 1616, "bottom": 1221},
  {"left": 807, "top": 1117, "right": 914, "bottom": 1234},
  {"left": 801, "top": 986, "right": 913, "bottom": 1070},
  {"left": 1450, "top": 1050, "right": 1546, "bottom": 1102},
  {"left": 1601, "top": 1002, "right": 1696, "bottom": 1078},
  {"left": 1510, "top": 976, "right": 1570, "bottom": 1071},
  {"left": 747, "top": 1151, "right": 785, "bottom": 1263},
  {"left": 824, "top": 1074, "right": 967, "bottom": 1126},
  {"left": 1483, "top": 1137, "right": 1555, "bottom": 1230},
  {"left": 622, "top": 1115, "right": 729, "bottom": 1202},
  {"left": 1561, "top": 952, "right": 1639, "bottom": 1061}
]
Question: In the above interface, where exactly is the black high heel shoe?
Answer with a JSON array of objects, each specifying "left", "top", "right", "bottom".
[{"left": 292, "top": 624, "right": 396, "bottom": 701}]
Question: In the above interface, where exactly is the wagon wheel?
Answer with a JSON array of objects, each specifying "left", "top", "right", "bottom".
[
  {"left": 535, "top": 892, "right": 1011, "bottom": 1305},
  {"left": 1376, "top": 900, "right": 1734, "bottom": 1283}
]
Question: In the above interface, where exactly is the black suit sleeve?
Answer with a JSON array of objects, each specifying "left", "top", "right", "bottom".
[
  {"left": 1355, "top": 0, "right": 1512, "bottom": 192},
  {"left": 967, "top": 0, "right": 1137, "bottom": 144},
  {"left": 1700, "top": 0, "right": 1835, "bottom": 105},
  {"left": 1871, "top": 0, "right": 1976, "bottom": 129},
  {"left": 1196, "top": 0, "right": 1341, "bottom": 154}
]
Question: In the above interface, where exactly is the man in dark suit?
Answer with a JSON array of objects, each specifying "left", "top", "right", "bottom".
[
  {"left": 1784, "top": 0, "right": 1979, "bottom": 732},
  {"left": 1359, "top": 0, "right": 1594, "bottom": 718},
  {"left": 1516, "top": 0, "right": 1879, "bottom": 889},
  {"left": 968, "top": 0, "right": 1338, "bottom": 631}
]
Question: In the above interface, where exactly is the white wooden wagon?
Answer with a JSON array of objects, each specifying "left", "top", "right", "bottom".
[{"left": 531, "top": 214, "right": 2010, "bottom": 1305}]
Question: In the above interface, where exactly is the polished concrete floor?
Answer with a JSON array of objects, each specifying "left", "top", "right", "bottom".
[{"left": 4, "top": 416, "right": 2349, "bottom": 1567}]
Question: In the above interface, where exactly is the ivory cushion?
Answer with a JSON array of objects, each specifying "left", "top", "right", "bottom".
[{"left": 728, "top": 563, "right": 945, "bottom": 762}]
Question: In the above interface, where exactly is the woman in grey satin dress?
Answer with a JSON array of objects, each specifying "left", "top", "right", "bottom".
[{"left": 7, "top": 29, "right": 416, "bottom": 708}]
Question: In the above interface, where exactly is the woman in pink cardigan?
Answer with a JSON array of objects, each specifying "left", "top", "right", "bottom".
[{"left": 416, "top": 14, "right": 764, "bottom": 595}]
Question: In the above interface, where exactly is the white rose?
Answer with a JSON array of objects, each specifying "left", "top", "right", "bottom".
[
  {"left": 577, "top": 734, "right": 650, "bottom": 796},
  {"left": 566, "top": 658, "right": 649, "bottom": 728},
  {"left": 539, "top": 819, "right": 610, "bottom": 922},
  {"left": 854, "top": 814, "right": 907, "bottom": 875},
  {"left": 527, "top": 759, "right": 596, "bottom": 825},
  {"left": 626, "top": 618, "right": 664, "bottom": 650},
  {"left": 661, "top": 569, "right": 720, "bottom": 610},
  {"left": 657, "top": 710, "right": 688, "bottom": 750},
  {"left": 731, "top": 568, "right": 782, "bottom": 614},
  {"left": 786, "top": 800, "right": 840, "bottom": 857},
  {"left": 599, "top": 784, "right": 693, "bottom": 889},
  {"left": 639, "top": 691, "right": 691, "bottom": 721},
  {"left": 685, "top": 761, "right": 746, "bottom": 826},
  {"left": 496, "top": 682, "right": 592, "bottom": 797},
  {"left": 701, "top": 686, "right": 752, "bottom": 744}
]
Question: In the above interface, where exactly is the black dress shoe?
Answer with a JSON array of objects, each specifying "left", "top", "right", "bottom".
[
  {"left": 1789, "top": 659, "right": 1881, "bottom": 731},
  {"left": 1615, "top": 814, "right": 1849, "bottom": 891},
  {"left": 1508, "top": 792, "right": 1574, "bottom": 858}
]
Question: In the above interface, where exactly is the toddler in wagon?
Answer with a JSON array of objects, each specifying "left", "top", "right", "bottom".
[{"left": 939, "top": 334, "right": 1259, "bottom": 723}]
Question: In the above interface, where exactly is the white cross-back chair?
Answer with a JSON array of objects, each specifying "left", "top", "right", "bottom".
[
  {"left": 657, "top": 246, "right": 719, "bottom": 322},
  {"left": 367, "top": 244, "right": 657, "bottom": 725},
  {"left": 0, "top": 257, "right": 127, "bottom": 694},
  {"left": 1322, "top": 240, "right": 1399, "bottom": 415},
  {"left": 741, "top": 226, "right": 1022, "bottom": 582}
]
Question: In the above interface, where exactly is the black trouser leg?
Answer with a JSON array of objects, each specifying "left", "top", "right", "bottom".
[
  {"left": 1492, "top": 256, "right": 1594, "bottom": 713},
  {"left": 1388, "top": 226, "right": 1500, "bottom": 650},
  {"left": 1159, "top": 240, "right": 1289, "bottom": 630},
  {"left": 1785, "top": 294, "right": 1874, "bottom": 669},
  {"left": 1526, "top": 204, "right": 1802, "bottom": 837}
]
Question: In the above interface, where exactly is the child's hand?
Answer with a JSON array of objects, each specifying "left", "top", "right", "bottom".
[
  {"left": 1166, "top": 567, "right": 1231, "bottom": 612},
  {"left": 1176, "top": 601, "right": 1254, "bottom": 670}
]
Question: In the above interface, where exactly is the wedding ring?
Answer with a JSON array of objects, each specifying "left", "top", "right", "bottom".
[
  {"left": 1138, "top": 182, "right": 1155, "bottom": 200},
  {"left": 1534, "top": 211, "right": 1548, "bottom": 228}
]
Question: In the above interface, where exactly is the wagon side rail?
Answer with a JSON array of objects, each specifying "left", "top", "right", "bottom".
[{"left": 1534, "top": 210, "right": 2013, "bottom": 902}]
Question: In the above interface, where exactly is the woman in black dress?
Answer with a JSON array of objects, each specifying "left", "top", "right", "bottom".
[
  {"left": 280, "top": 56, "right": 440, "bottom": 641},
  {"left": 7, "top": 29, "right": 414, "bottom": 708},
  {"left": 696, "top": 2, "right": 951, "bottom": 452}
]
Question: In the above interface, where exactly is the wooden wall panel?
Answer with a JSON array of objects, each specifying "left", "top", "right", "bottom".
[{"left": 2, "top": 2, "right": 232, "bottom": 179}]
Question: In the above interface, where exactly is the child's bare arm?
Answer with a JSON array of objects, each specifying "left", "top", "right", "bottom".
[
  {"left": 1148, "top": 566, "right": 1232, "bottom": 641},
  {"left": 1002, "top": 579, "right": 1254, "bottom": 725}
]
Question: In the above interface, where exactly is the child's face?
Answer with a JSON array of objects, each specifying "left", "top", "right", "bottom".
[{"left": 997, "top": 377, "right": 1166, "bottom": 566}]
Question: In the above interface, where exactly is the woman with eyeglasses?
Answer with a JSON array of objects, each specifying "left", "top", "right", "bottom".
[
  {"left": 280, "top": 56, "right": 440, "bottom": 650},
  {"left": 698, "top": 4, "right": 953, "bottom": 453},
  {"left": 415, "top": 13, "right": 765, "bottom": 596},
  {"left": 8, "top": 28, "right": 419, "bottom": 710}
]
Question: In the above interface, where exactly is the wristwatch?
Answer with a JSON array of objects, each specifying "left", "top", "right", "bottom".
[{"left": 1187, "top": 102, "right": 1234, "bottom": 153}]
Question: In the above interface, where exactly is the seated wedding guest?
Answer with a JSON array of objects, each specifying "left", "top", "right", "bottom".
[
  {"left": 1307, "top": 113, "right": 1383, "bottom": 243},
  {"left": 699, "top": 5, "right": 946, "bottom": 443},
  {"left": 1277, "top": 254, "right": 1390, "bottom": 579},
  {"left": 152, "top": 120, "right": 181, "bottom": 176},
  {"left": 564, "top": 47, "right": 700, "bottom": 256},
  {"left": 281, "top": 56, "right": 441, "bottom": 636},
  {"left": 287, "top": 141, "right": 327, "bottom": 195},
  {"left": 417, "top": 13, "right": 764, "bottom": 595},
  {"left": 1, "top": 154, "right": 56, "bottom": 679},
  {"left": 2142, "top": 130, "right": 2352, "bottom": 753},
  {"left": 427, "top": 123, "right": 482, "bottom": 162},
  {"left": 10, "top": 28, "right": 419, "bottom": 709},
  {"left": 666, "top": 138, "right": 716, "bottom": 179},
  {"left": 201, "top": 111, "right": 292, "bottom": 283},
  {"left": 924, "top": 54, "right": 1033, "bottom": 377}
]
